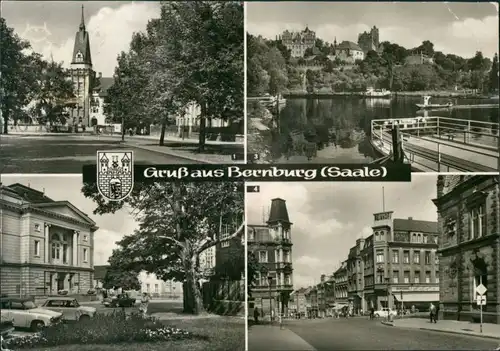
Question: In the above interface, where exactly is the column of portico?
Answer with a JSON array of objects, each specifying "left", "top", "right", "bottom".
[
  {"left": 44, "top": 223, "right": 51, "bottom": 263},
  {"left": 73, "top": 231, "right": 79, "bottom": 266}
]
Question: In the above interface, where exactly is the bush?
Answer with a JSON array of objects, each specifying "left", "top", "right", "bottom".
[{"left": 6, "top": 311, "right": 206, "bottom": 349}]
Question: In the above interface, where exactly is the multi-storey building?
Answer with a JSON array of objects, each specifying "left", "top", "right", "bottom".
[
  {"left": 316, "top": 274, "right": 335, "bottom": 317},
  {"left": 280, "top": 27, "right": 316, "bottom": 58},
  {"left": 433, "top": 175, "right": 500, "bottom": 323},
  {"left": 362, "top": 211, "right": 439, "bottom": 311},
  {"left": 248, "top": 198, "right": 294, "bottom": 317},
  {"left": 333, "top": 261, "right": 349, "bottom": 310},
  {"left": 357, "top": 26, "right": 381, "bottom": 54},
  {"left": 335, "top": 41, "right": 365, "bottom": 63},
  {"left": 0, "top": 183, "right": 96, "bottom": 296},
  {"left": 347, "top": 238, "right": 365, "bottom": 314}
]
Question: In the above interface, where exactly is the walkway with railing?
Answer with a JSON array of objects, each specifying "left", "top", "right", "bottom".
[{"left": 370, "top": 116, "right": 499, "bottom": 172}]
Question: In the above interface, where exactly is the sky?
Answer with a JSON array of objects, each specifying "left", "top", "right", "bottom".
[
  {"left": 1, "top": 1, "right": 161, "bottom": 77},
  {"left": 2, "top": 175, "right": 138, "bottom": 266},
  {"left": 247, "top": 2, "right": 499, "bottom": 59},
  {"left": 247, "top": 175, "right": 439, "bottom": 290}
]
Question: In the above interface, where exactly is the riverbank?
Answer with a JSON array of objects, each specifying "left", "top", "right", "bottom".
[{"left": 284, "top": 90, "right": 496, "bottom": 99}]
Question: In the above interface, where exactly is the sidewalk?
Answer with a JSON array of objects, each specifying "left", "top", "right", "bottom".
[
  {"left": 383, "top": 317, "right": 500, "bottom": 340},
  {"left": 248, "top": 325, "right": 316, "bottom": 351}
]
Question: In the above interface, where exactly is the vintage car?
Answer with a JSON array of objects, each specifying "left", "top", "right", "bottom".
[
  {"left": 102, "top": 293, "right": 136, "bottom": 308},
  {"left": 41, "top": 297, "right": 97, "bottom": 322},
  {"left": 0, "top": 297, "right": 63, "bottom": 331}
]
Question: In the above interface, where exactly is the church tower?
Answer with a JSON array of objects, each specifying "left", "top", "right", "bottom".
[{"left": 70, "top": 5, "right": 95, "bottom": 128}]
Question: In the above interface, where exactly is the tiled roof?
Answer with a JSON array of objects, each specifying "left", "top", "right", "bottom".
[
  {"left": 7, "top": 183, "right": 55, "bottom": 203},
  {"left": 393, "top": 218, "right": 438, "bottom": 233},
  {"left": 337, "top": 41, "right": 363, "bottom": 51}
]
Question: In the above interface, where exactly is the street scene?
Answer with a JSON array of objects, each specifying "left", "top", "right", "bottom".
[
  {"left": 1, "top": 1, "right": 244, "bottom": 172},
  {"left": 247, "top": 2, "right": 499, "bottom": 171},
  {"left": 0, "top": 175, "right": 245, "bottom": 350},
  {"left": 246, "top": 175, "right": 500, "bottom": 350}
]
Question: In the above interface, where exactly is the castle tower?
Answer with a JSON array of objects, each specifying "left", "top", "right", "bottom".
[{"left": 70, "top": 5, "right": 95, "bottom": 128}]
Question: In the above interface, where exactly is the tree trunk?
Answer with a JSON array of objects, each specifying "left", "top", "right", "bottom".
[
  {"left": 159, "top": 120, "right": 167, "bottom": 146},
  {"left": 198, "top": 102, "right": 207, "bottom": 153},
  {"left": 3, "top": 109, "right": 9, "bottom": 134},
  {"left": 184, "top": 256, "right": 204, "bottom": 315}
]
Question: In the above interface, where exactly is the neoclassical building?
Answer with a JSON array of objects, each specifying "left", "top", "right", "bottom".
[
  {"left": 0, "top": 183, "right": 97, "bottom": 297},
  {"left": 433, "top": 175, "right": 500, "bottom": 323}
]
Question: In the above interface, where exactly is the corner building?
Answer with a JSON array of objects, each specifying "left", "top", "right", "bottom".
[
  {"left": 248, "top": 198, "right": 294, "bottom": 317},
  {"left": 0, "top": 183, "right": 97, "bottom": 297},
  {"left": 433, "top": 175, "right": 500, "bottom": 323}
]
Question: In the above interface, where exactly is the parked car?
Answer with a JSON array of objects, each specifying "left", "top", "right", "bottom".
[
  {"left": 374, "top": 307, "right": 397, "bottom": 318},
  {"left": 41, "top": 297, "right": 96, "bottom": 322},
  {"left": 102, "top": 293, "right": 136, "bottom": 308},
  {"left": 0, "top": 297, "right": 62, "bottom": 331}
]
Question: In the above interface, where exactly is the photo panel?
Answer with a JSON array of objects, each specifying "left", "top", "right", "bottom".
[
  {"left": 0, "top": 174, "right": 245, "bottom": 350},
  {"left": 245, "top": 174, "right": 500, "bottom": 350},
  {"left": 1, "top": 1, "right": 244, "bottom": 174},
  {"left": 246, "top": 1, "right": 499, "bottom": 172}
]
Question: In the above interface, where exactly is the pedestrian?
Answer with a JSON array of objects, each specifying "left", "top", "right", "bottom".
[
  {"left": 253, "top": 307, "right": 260, "bottom": 324},
  {"left": 370, "top": 306, "right": 375, "bottom": 320},
  {"left": 435, "top": 304, "right": 440, "bottom": 322},
  {"left": 139, "top": 292, "right": 150, "bottom": 317},
  {"left": 429, "top": 303, "right": 436, "bottom": 323}
]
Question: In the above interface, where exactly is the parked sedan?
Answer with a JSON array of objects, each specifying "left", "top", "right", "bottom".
[
  {"left": 374, "top": 307, "right": 397, "bottom": 318},
  {"left": 0, "top": 297, "right": 62, "bottom": 331},
  {"left": 41, "top": 297, "right": 96, "bottom": 322}
]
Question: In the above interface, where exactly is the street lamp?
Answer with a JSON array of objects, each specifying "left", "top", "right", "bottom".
[
  {"left": 268, "top": 275, "right": 273, "bottom": 322},
  {"left": 385, "top": 277, "right": 390, "bottom": 322}
]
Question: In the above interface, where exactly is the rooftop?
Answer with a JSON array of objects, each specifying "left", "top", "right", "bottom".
[
  {"left": 337, "top": 41, "right": 363, "bottom": 51},
  {"left": 393, "top": 218, "right": 438, "bottom": 233}
]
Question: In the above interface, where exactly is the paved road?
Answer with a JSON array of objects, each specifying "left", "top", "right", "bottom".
[
  {"left": 284, "top": 317, "right": 499, "bottom": 350},
  {"left": 1, "top": 136, "right": 203, "bottom": 173}
]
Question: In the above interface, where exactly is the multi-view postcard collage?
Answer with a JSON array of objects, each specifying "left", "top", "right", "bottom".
[{"left": 0, "top": 1, "right": 498, "bottom": 351}]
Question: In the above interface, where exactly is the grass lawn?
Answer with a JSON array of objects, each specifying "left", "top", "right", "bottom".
[{"left": 18, "top": 317, "right": 245, "bottom": 351}]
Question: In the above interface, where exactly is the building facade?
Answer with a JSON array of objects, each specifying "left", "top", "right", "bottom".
[
  {"left": 357, "top": 26, "right": 381, "bottom": 54},
  {"left": 89, "top": 76, "right": 115, "bottom": 128},
  {"left": 347, "top": 238, "right": 365, "bottom": 314},
  {"left": 362, "top": 212, "right": 440, "bottom": 312},
  {"left": 248, "top": 198, "right": 294, "bottom": 317},
  {"left": 0, "top": 183, "right": 97, "bottom": 297},
  {"left": 405, "top": 53, "right": 434, "bottom": 65},
  {"left": 138, "top": 271, "right": 182, "bottom": 298},
  {"left": 433, "top": 175, "right": 500, "bottom": 323},
  {"left": 333, "top": 261, "right": 349, "bottom": 310},
  {"left": 280, "top": 27, "right": 316, "bottom": 58},
  {"left": 335, "top": 41, "right": 365, "bottom": 63}
]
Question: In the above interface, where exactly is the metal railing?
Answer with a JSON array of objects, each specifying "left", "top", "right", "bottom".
[{"left": 370, "top": 116, "right": 499, "bottom": 172}]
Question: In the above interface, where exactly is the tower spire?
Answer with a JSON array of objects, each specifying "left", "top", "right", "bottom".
[{"left": 80, "top": 5, "right": 85, "bottom": 31}]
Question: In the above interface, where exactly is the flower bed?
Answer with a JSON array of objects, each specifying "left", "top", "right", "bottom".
[{"left": 6, "top": 311, "right": 206, "bottom": 349}]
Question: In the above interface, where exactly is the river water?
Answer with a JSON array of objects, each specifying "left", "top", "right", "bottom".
[{"left": 266, "top": 96, "right": 499, "bottom": 163}]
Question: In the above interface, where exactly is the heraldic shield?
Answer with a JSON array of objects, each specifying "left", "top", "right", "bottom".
[{"left": 97, "top": 151, "right": 134, "bottom": 201}]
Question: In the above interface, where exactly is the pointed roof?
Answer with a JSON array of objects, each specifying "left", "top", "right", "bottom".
[
  {"left": 72, "top": 5, "right": 92, "bottom": 65},
  {"left": 267, "top": 198, "right": 291, "bottom": 225}
]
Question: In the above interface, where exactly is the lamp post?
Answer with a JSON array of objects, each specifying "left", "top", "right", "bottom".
[
  {"left": 385, "top": 277, "right": 390, "bottom": 322},
  {"left": 268, "top": 275, "right": 273, "bottom": 322}
]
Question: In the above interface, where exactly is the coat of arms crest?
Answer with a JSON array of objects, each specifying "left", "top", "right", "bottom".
[{"left": 97, "top": 151, "right": 134, "bottom": 201}]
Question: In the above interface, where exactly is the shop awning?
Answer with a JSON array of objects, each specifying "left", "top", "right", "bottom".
[{"left": 394, "top": 292, "right": 439, "bottom": 302}]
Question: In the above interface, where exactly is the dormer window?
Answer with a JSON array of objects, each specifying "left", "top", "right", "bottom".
[{"left": 75, "top": 51, "right": 83, "bottom": 63}]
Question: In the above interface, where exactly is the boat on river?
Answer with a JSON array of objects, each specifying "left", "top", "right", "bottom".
[
  {"left": 416, "top": 95, "right": 453, "bottom": 109},
  {"left": 260, "top": 94, "right": 286, "bottom": 108},
  {"left": 364, "top": 87, "right": 391, "bottom": 98}
]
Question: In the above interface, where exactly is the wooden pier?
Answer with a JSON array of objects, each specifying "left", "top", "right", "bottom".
[{"left": 370, "top": 116, "right": 499, "bottom": 172}]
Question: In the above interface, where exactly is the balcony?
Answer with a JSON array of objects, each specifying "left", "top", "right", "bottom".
[{"left": 276, "top": 262, "right": 293, "bottom": 271}]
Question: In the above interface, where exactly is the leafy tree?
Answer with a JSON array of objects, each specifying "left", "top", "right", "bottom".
[
  {"left": 81, "top": 181, "right": 244, "bottom": 315},
  {"left": 29, "top": 58, "right": 75, "bottom": 126},
  {"left": 102, "top": 249, "right": 141, "bottom": 291},
  {"left": 489, "top": 53, "right": 499, "bottom": 93},
  {"left": 0, "top": 18, "right": 35, "bottom": 133},
  {"left": 468, "top": 51, "right": 491, "bottom": 72},
  {"left": 213, "top": 237, "right": 244, "bottom": 280},
  {"left": 414, "top": 40, "right": 435, "bottom": 57}
]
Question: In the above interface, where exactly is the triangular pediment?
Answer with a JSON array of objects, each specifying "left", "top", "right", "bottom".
[{"left": 31, "top": 201, "right": 96, "bottom": 226}]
